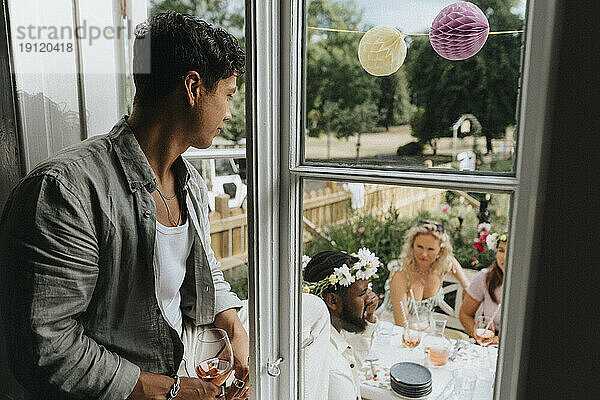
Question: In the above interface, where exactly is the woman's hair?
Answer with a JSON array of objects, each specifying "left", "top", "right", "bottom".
[
  {"left": 400, "top": 220, "right": 453, "bottom": 275},
  {"left": 486, "top": 240, "right": 507, "bottom": 303},
  {"left": 303, "top": 251, "right": 359, "bottom": 298}
]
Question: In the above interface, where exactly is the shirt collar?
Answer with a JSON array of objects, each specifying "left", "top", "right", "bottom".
[
  {"left": 110, "top": 116, "right": 191, "bottom": 193},
  {"left": 330, "top": 324, "right": 352, "bottom": 355},
  {"left": 173, "top": 155, "right": 192, "bottom": 190}
]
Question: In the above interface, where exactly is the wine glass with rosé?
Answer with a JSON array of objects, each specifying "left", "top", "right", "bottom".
[
  {"left": 408, "top": 305, "right": 431, "bottom": 333},
  {"left": 194, "top": 328, "right": 235, "bottom": 398},
  {"left": 474, "top": 316, "right": 495, "bottom": 347},
  {"left": 402, "top": 324, "right": 422, "bottom": 350}
]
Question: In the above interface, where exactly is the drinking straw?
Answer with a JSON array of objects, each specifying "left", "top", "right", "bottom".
[
  {"left": 485, "top": 303, "right": 502, "bottom": 331},
  {"left": 399, "top": 301, "right": 409, "bottom": 327},
  {"left": 409, "top": 289, "right": 419, "bottom": 319}
]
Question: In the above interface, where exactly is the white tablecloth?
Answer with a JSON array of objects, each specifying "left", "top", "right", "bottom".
[{"left": 360, "top": 322, "right": 497, "bottom": 400}]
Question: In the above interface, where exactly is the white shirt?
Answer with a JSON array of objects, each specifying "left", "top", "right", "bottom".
[
  {"left": 301, "top": 294, "right": 331, "bottom": 400},
  {"left": 153, "top": 218, "right": 194, "bottom": 336},
  {"left": 327, "top": 320, "right": 376, "bottom": 400},
  {"left": 300, "top": 294, "right": 377, "bottom": 400}
]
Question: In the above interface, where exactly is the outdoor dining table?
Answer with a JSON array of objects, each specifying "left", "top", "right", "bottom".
[{"left": 360, "top": 321, "right": 497, "bottom": 400}]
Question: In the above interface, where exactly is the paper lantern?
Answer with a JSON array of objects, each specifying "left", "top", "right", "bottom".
[
  {"left": 358, "top": 26, "right": 407, "bottom": 76},
  {"left": 429, "top": 1, "right": 489, "bottom": 61}
]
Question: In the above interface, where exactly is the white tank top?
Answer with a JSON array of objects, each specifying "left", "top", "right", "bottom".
[{"left": 153, "top": 218, "right": 194, "bottom": 336}]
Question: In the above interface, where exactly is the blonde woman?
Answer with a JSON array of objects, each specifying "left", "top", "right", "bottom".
[{"left": 376, "top": 220, "right": 470, "bottom": 326}]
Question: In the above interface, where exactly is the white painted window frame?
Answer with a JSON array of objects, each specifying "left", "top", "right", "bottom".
[{"left": 247, "top": 0, "right": 561, "bottom": 399}]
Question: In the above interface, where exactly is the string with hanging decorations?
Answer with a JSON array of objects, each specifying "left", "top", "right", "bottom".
[{"left": 308, "top": 1, "right": 524, "bottom": 77}]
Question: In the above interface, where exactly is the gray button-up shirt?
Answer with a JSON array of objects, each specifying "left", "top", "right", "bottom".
[{"left": 0, "top": 117, "right": 242, "bottom": 399}]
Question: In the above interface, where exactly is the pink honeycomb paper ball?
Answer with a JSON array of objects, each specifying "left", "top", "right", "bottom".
[{"left": 429, "top": 1, "right": 489, "bottom": 61}]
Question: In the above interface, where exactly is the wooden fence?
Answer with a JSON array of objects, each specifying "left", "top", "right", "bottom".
[
  {"left": 303, "top": 182, "right": 445, "bottom": 229},
  {"left": 209, "top": 183, "right": 445, "bottom": 270},
  {"left": 209, "top": 198, "right": 248, "bottom": 271}
]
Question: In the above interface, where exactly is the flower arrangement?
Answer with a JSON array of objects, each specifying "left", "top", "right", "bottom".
[{"left": 303, "top": 247, "right": 381, "bottom": 297}]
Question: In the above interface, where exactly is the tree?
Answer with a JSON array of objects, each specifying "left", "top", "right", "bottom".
[
  {"left": 306, "top": 0, "right": 381, "bottom": 140},
  {"left": 474, "top": 0, "right": 523, "bottom": 152},
  {"left": 378, "top": 75, "right": 397, "bottom": 130},
  {"left": 405, "top": 0, "right": 523, "bottom": 153},
  {"left": 377, "top": 71, "right": 412, "bottom": 130},
  {"left": 392, "top": 69, "right": 413, "bottom": 126},
  {"left": 149, "top": 0, "right": 244, "bottom": 38}
]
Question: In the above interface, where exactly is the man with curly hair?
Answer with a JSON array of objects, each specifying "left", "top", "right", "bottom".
[
  {"left": 303, "top": 250, "right": 380, "bottom": 400},
  {"left": 1, "top": 12, "right": 248, "bottom": 400}
]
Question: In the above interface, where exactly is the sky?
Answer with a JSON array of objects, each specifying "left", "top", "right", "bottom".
[{"left": 353, "top": 0, "right": 527, "bottom": 33}]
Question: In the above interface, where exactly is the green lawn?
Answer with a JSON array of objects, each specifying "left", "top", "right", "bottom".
[{"left": 305, "top": 125, "right": 515, "bottom": 172}]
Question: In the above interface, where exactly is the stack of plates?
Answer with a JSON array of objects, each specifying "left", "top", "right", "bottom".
[{"left": 389, "top": 362, "right": 433, "bottom": 399}]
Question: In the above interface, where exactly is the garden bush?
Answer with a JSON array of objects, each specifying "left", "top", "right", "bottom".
[{"left": 396, "top": 141, "right": 425, "bottom": 156}]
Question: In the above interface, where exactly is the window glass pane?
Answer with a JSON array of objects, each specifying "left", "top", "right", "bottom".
[
  {"left": 303, "top": 0, "right": 527, "bottom": 175},
  {"left": 77, "top": 1, "right": 124, "bottom": 136},
  {"left": 301, "top": 179, "right": 511, "bottom": 399},
  {"left": 9, "top": 0, "right": 83, "bottom": 170},
  {"left": 78, "top": 0, "right": 147, "bottom": 136}
]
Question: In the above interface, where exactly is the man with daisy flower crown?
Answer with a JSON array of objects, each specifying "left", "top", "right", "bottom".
[{"left": 302, "top": 248, "right": 381, "bottom": 400}]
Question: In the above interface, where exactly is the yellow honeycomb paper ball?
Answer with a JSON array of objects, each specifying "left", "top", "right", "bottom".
[{"left": 358, "top": 26, "right": 407, "bottom": 76}]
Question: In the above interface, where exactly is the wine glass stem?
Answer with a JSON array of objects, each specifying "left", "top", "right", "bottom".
[{"left": 216, "top": 384, "right": 226, "bottom": 398}]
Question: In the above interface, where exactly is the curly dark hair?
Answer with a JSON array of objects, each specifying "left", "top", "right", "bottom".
[{"left": 132, "top": 11, "right": 245, "bottom": 106}]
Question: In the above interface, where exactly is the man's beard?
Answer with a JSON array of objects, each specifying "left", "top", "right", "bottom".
[{"left": 339, "top": 303, "right": 367, "bottom": 333}]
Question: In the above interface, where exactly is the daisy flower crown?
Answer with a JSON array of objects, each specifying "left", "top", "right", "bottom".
[
  {"left": 302, "top": 248, "right": 381, "bottom": 297},
  {"left": 486, "top": 232, "right": 508, "bottom": 251}
]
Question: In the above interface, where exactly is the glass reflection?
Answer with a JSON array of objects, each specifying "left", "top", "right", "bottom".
[
  {"left": 9, "top": 0, "right": 82, "bottom": 170},
  {"left": 301, "top": 180, "right": 510, "bottom": 399}
]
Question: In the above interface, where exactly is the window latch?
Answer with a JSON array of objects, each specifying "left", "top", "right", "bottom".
[{"left": 267, "top": 357, "right": 283, "bottom": 377}]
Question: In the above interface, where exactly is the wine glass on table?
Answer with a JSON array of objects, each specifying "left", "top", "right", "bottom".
[
  {"left": 194, "top": 328, "right": 235, "bottom": 398},
  {"left": 402, "top": 323, "right": 422, "bottom": 351},
  {"left": 403, "top": 308, "right": 428, "bottom": 357},
  {"left": 474, "top": 316, "right": 495, "bottom": 347},
  {"left": 409, "top": 305, "right": 431, "bottom": 333}
]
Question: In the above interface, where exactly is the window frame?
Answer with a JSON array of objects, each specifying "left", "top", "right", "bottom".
[
  {"left": 247, "top": 0, "right": 562, "bottom": 399},
  {"left": 245, "top": 0, "right": 284, "bottom": 399}
]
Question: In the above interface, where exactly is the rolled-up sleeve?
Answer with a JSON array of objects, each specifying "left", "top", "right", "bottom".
[
  {"left": 210, "top": 257, "right": 244, "bottom": 316},
  {"left": 197, "top": 196, "right": 243, "bottom": 316},
  {"left": 0, "top": 174, "right": 140, "bottom": 399},
  {"left": 189, "top": 170, "right": 243, "bottom": 317}
]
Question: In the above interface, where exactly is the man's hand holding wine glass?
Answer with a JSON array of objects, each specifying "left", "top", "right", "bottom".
[
  {"left": 215, "top": 309, "right": 250, "bottom": 400},
  {"left": 226, "top": 329, "right": 250, "bottom": 399},
  {"left": 177, "top": 376, "right": 221, "bottom": 398}
]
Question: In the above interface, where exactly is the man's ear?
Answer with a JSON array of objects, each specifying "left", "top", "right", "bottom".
[
  {"left": 183, "top": 70, "right": 205, "bottom": 107},
  {"left": 324, "top": 292, "right": 340, "bottom": 312}
]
